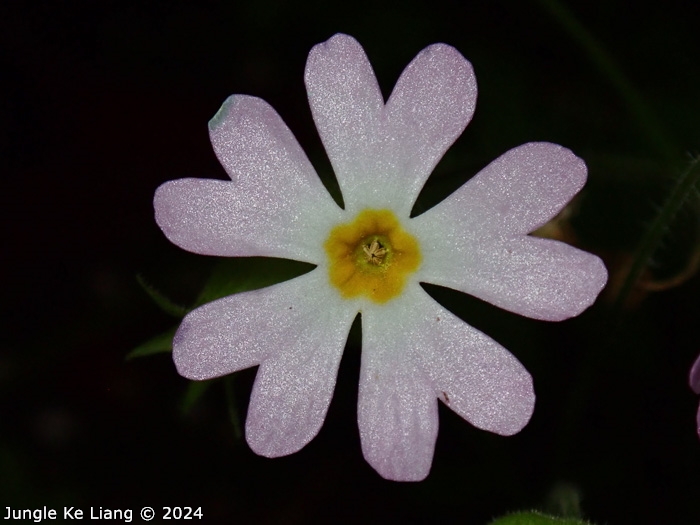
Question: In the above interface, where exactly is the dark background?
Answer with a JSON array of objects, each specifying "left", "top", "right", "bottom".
[{"left": 3, "top": 1, "right": 700, "bottom": 523}]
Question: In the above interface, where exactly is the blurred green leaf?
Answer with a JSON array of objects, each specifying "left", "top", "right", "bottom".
[
  {"left": 181, "top": 379, "right": 213, "bottom": 415},
  {"left": 544, "top": 482, "right": 583, "bottom": 519},
  {"left": 126, "top": 327, "right": 177, "bottom": 360},
  {"left": 137, "top": 274, "right": 189, "bottom": 317},
  {"left": 195, "top": 257, "right": 315, "bottom": 307},
  {"left": 489, "top": 511, "right": 594, "bottom": 525}
]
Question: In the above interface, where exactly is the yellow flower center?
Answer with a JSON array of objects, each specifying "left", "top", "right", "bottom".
[{"left": 324, "top": 209, "right": 421, "bottom": 304}]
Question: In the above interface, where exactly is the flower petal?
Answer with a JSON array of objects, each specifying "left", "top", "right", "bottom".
[
  {"left": 173, "top": 270, "right": 351, "bottom": 382},
  {"left": 358, "top": 304, "right": 438, "bottom": 481},
  {"left": 154, "top": 95, "right": 341, "bottom": 261},
  {"left": 412, "top": 142, "right": 607, "bottom": 321},
  {"left": 358, "top": 286, "right": 534, "bottom": 480},
  {"left": 384, "top": 288, "right": 532, "bottom": 418},
  {"left": 246, "top": 313, "right": 353, "bottom": 457},
  {"left": 175, "top": 270, "right": 355, "bottom": 457},
  {"left": 416, "top": 142, "right": 588, "bottom": 235},
  {"left": 381, "top": 42, "right": 476, "bottom": 214},
  {"left": 690, "top": 354, "right": 700, "bottom": 395},
  {"left": 245, "top": 276, "right": 356, "bottom": 457},
  {"left": 415, "top": 231, "right": 607, "bottom": 321},
  {"left": 304, "top": 34, "right": 384, "bottom": 209},
  {"left": 305, "top": 34, "right": 476, "bottom": 217},
  {"left": 405, "top": 290, "right": 535, "bottom": 436},
  {"left": 689, "top": 352, "right": 700, "bottom": 439}
]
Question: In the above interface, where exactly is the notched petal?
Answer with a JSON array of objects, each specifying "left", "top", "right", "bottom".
[
  {"left": 304, "top": 35, "right": 478, "bottom": 216},
  {"left": 154, "top": 96, "right": 342, "bottom": 261},
  {"left": 172, "top": 271, "right": 349, "bottom": 382},
  {"left": 413, "top": 141, "right": 607, "bottom": 321},
  {"left": 366, "top": 289, "right": 535, "bottom": 440}
]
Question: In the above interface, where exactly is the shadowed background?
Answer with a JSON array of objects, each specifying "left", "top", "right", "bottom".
[{"left": 3, "top": 1, "right": 700, "bottom": 522}]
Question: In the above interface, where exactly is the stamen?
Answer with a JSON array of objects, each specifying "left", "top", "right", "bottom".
[{"left": 363, "top": 239, "right": 387, "bottom": 265}]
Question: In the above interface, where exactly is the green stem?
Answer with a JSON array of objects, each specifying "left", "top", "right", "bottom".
[{"left": 614, "top": 154, "right": 700, "bottom": 311}]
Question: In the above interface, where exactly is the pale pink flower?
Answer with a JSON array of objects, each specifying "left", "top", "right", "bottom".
[
  {"left": 154, "top": 34, "right": 607, "bottom": 481},
  {"left": 691, "top": 354, "right": 700, "bottom": 438}
]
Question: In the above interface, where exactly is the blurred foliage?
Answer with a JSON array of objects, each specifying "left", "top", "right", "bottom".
[
  {"left": 490, "top": 511, "right": 594, "bottom": 525},
  {"left": 126, "top": 325, "right": 177, "bottom": 360}
]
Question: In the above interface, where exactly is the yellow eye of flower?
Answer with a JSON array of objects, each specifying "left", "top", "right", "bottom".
[{"left": 324, "top": 209, "right": 421, "bottom": 304}]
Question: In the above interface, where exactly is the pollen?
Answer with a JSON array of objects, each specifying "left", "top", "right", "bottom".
[{"left": 324, "top": 209, "right": 421, "bottom": 304}]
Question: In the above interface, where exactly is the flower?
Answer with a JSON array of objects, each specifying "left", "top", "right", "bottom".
[
  {"left": 154, "top": 33, "right": 608, "bottom": 481},
  {"left": 691, "top": 354, "right": 700, "bottom": 438}
]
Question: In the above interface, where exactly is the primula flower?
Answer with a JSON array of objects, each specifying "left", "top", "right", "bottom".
[
  {"left": 691, "top": 354, "right": 700, "bottom": 438},
  {"left": 154, "top": 34, "right": 608, "bottom": 481}
]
